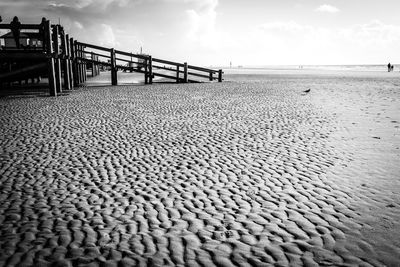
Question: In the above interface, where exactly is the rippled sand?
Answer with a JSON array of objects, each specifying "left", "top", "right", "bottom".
[{"left": 0, "top": 74, "right": 399, "bottom": 266}]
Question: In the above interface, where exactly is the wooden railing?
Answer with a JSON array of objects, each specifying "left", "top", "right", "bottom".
[
  {"left": 75, "top": 41, "right": 223, "bottom": 84},
  {"left": 1, "top": 20, "right": 223, "bottom": 96}
]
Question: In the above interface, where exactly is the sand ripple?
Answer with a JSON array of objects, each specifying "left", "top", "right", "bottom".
[{"left": 0, "top": 79, "right": 398, "bottom": 266}]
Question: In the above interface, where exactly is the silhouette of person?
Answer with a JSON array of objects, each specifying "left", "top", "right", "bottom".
[
  {"left": 388, "top": 63, "right": 391, "bottom": 72},
  {"left": 10, "top": 16, "right": 21, "bottom": 49}
]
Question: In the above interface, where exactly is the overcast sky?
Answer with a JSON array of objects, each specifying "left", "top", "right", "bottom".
[{"left": 1, "top": 0, "right": 400, "bottom": 66}]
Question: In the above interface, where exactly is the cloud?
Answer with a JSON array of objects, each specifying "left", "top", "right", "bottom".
[
  {"left": 315, "top": 4, "right": 339, "bottom": 13},
  {"left": 185, "top": 0, "right": 218, "bottom": 46}
]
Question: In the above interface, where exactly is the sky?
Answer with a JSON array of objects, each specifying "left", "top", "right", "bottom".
[{"left": 1, "top": 0, "right": 400, "bottom": 66}]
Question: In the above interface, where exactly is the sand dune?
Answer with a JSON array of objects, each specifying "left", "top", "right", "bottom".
[{"left": 0, "top": 74, "right": 399, "bottom": 266}]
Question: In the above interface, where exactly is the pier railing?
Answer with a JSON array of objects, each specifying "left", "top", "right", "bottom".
[
  {"left": 75, "top": 41, "right": 223, "bottom": 84},
  {"left": 1, "top": 20, "right": 223, "bottom": 96}
]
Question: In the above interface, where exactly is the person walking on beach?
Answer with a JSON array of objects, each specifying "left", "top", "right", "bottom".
[
  {"left": 10, "top": 16, "right": 21, "bottom": 49},
  {"left": 387, "top": 63, "right": 392, "bottom": 72}
]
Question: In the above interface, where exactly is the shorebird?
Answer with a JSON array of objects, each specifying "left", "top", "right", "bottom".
[{"left": 303, "top": 89, "right": 311, "bottom": 93}]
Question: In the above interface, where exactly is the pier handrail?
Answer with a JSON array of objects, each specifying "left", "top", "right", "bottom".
[{"left": 1, "top": 19, "right": 223, "bottom": 96}]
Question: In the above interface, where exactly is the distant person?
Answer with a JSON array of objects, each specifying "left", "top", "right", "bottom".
[
  {"left": 388, "top": 63, "right": 391, "bottom": 72},
  {"left": 391, "top": 65, "right": 394, "bottom": 72},
  {"left": 10, "top": 16, "right": 21, "bottom": 49}
]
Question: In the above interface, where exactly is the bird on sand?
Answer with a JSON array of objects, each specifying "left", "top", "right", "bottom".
[{"left": 303, "top": 88, "right": 311, "bottom": 93}]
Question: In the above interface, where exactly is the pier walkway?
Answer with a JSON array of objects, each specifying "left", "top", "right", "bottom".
[{"left": 0, "top": 20, "right": 223, "bottom": 96}]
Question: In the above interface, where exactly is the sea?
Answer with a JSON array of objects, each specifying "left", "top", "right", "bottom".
[{"left": 85, "top": 64, "right": 399, "bottom": 86}]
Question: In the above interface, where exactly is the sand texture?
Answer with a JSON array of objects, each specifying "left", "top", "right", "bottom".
[{"left": 0, "top": 74, "right": 399, "bottom": 266}]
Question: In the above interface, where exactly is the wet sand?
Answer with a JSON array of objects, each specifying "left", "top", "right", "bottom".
[{"left": 0, "top": 73, "right": 399, "bottom": 266}]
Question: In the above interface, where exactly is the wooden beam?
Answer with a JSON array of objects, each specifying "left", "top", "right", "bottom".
[
  {"left": 53, "top": 25, "right": 62, "bottom": 93},
  {"left": 176, "top": 65, "right": 180, "bottom": 83},
  {"left": 110, "top": 48, "right": 118, "bottom": 85},
  {"left": 183, "top": 62, "right": 188, "bottom": 83},
  {"left": 152, "top": 57, "right": 184, "bottom": 67},
  {"left": 72, "top": 39, "right": 79, "bottom": 87},
  {"left": 76, "top": 41, "right": 112, "bottom": 52},
  {"left": 148, "top": 56, "right": 153, "bottom": 84},
  {"left": 218, "top": 69, "right": 223, "bottom": 82},
  {"left": 61, "top": 29, "right": 71, "bottom": 90},
  {"left": 45, "top": 20, "right": 56, "bottom": 96}
]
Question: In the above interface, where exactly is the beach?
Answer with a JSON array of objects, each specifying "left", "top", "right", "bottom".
[{"left": 0, "top": 71, "right": 399, "bottom": 266}]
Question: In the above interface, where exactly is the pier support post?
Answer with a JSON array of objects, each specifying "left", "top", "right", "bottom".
[
  {"left": 148, "top": 56, "right": 153, "bottom": 84},
  {"left": 218, "top": 69, "right": 223, "bottom": 82},
  {"left": 71, "top": 39, "right": 79, "bottom": 87},
  {"left": 209, "top": 71, "right": 213, "bottom": 81},
  {"left": 45, "top": 20, "right": 57, "bottom": 96},
  {"left": 176, "top": 65, "right": 180, "bottom": 83},
  {"left": 91, "top": 52, "right": 95, "bottom": 77},
  {"left": 144, "top": 57, "right": 149, "bottom": 84},
  {"left": 69, "top": 39, "right": 73, "bottom": 88},
  {"left": 184, "top": 62, "right": 188, "bottom": 83},
  {"left": 53, "top": 25, "right": 62, "bottom": 93},
  {"left": 61, "top": 29, "right": 71, "bottom": 90},
  {"left": 111, "top": 48, "right": 117, "bottom": 85}
]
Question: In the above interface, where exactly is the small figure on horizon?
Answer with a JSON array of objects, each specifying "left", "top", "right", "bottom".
[
  {"left": 10, "top": 16, "right": 21, "bottom": 49},
  {"left": 391, "top": 65, "right": 394, "bottom": 72},
  {"left": 388, "top": 62, "right": 392, "bottom": 72}
]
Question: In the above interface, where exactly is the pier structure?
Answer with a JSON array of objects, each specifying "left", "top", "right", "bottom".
[{"left": 0, "top": 20, "right": 223, "bottom": 96}]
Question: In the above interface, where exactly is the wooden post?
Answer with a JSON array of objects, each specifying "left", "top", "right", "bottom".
[
  {"left": 82, "top": 45, "right": 86, "bottom": 83},
  {"left": 79, "top": 45, "right": 84, "bottom": 84},
  {"left": 218, "top": 69, "right": 223, "bottom": 82},
  {"left": 69, "top": 37, "right": 76, "bottom": 88},
  {"left": 148, "top": 56, "right": 153, "bottom": 84},
  {"left": 45, "top": 20, "right": 57, "bottom": 96},
  {"left": 209, "top": 71, "right": 213, "bottom": 81},
  {"left": 183, "top": 62, "right": 188, "bottom": 83},
  {"left": 61, "top": 29, "right": 71, "bottom": 90},
  {"left": 53, "top": 25, "right": 62, "bottom": 93},
  {"left": 176, "top": 65, "right": 180, "bottom": 83},
  {"left": 91, "top": 52, "right": 95, "bottom": 77},
  {"left": 75, "top": 42, "right": 82, "bottom": 85},
  {"left": 144, "top": 58, "right": 148, "bottom": 84},
  {"left": 110, "top": 48, "right": 117, "bottom": 85}
]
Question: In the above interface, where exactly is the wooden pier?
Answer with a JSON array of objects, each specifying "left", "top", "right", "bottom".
[{"left": 0, "top": 20, "right": 223, "bottom": 96}]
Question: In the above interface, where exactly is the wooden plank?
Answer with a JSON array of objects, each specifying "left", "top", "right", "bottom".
[
  {"left": 76, "top": 41, "right": 112, "bottom": 52},
  {"left": 80, "top": 50, "right": 110, "bottom": 59},
  {"left": 187, "top": 64, "right": 218, "bottom": 73},
  {"left": 115, "top": 49, "right": 148, "bottom": 59},
  {"left": 80, "top": 57, "right": 112, "bottom": 67},
  {"left": 0, "top": 24, "right": 41, "bottom": 30},
  {"left": 153, "top": 57, "right": 184, "bottom": 67},
  {"left": 187, "top": 71, "right": 214, "bottom": 80},
  {"left": 176, "top": 65, "right": 180, "bottom": 83}
]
